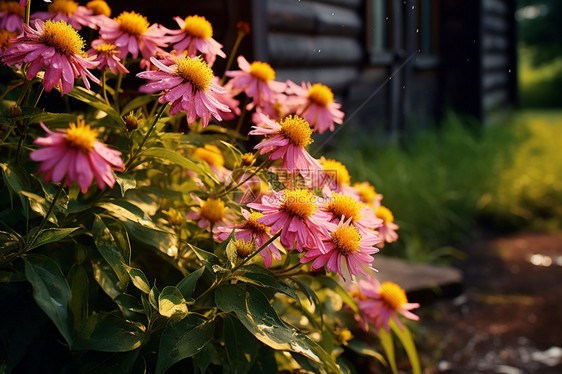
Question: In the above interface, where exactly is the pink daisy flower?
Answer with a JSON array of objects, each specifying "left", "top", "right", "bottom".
[
  {"left": 215, "top": 210, "right": 282, "bottom": 268},
  {"left": 351, "top": 181, "right": 383, "bottom": 209},
  {"left": 88, "top": 41, "right": 129, "bottom": 75},
  {"left": 99, "top": 11, "right": 168, "bottom": 69},
  {"left": 2, "top": 19, "right": 99, "bottom": 95},
  {"left": 186, "top": 195, "right": 229, "bottom": 233},
  {"left": 248, "top": 188, "right": 331, "bottom": 252},
  {"left": 225, "top": 55, "right": 286, "bottom": 108},
  {"left": 138, "top": 56, "right": 229, "bottom": 127},
  {"left": 322, "top": 192, "right": 382, "bottom": 241},
  {"left": 249, "top": 114, "right": 321, "bottom": 173},
  {"left": 300, "top": 218, "right": 379, "bottom": 280},
  {"left": 350, "top": 276, "right": 419, "bottom": 332},
  {"left": 30, "top": 120, "right": 124, "bottom": 193},
  {"left": 31, "top": 0, "right": 107, "bottom": 30},
  {"left": 286, "top": 81, "right": 344, "bottom": 134},
  {"left": 210, "top": 77, "right": 240, "bottom": 121},
  {"left": 166, "top": 15, "right": 225, "bottom": 67},
  {"left": 251, "top": 93, "right": 290, "bottom": 126},
  {"left": 0, "top": 0, "right": 24, "bottom": 32},
  {"left": 374, "top": 206, "right": 399, "bottom": 246}
]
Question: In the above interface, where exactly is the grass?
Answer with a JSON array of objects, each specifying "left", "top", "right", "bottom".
[
  {"left": 328, "top": 110, "right": 562, "bottom": 263},
  {"left": 519, "top": 48, "right": 562, "bottom": 108}
]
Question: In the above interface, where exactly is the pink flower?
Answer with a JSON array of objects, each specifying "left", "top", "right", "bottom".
[
  {"left": 2, "top": 19, "right": 99, "bottom": 95},
  {"left": 30, "top": 121, "right": 123, "bottom": 193},
  {"left": 300, "top": 218, "right": 379, "bottom": 280},
  {"left": 249, "top": 114, "right": 320, "bottom": 173},
  {"left": 215, "top": 210, "right": 282, "bottom": 267},
  {"left": 374, "top": 206, "right": 399, "bottom": 245},
  {"left": 248, "top": 188, "right": 332, "bottom": 252},
  {"left": 166, "top": 15, "right": 225, "bottom": 67},
  {"left": 19, "top": 0, "right": 26, "bottom": 6},
  {"left": 0, "top": 0, "right": 24, "bottom": 32},
  {"left": 322, "top": 191, "right": 382, "bottom": 242},
  {"left": 286, "top": 81, "right": 344, "bottom": 134},
  {"left": 137, "top": 56, "right": 229, "bottom": 127},
  {"left": 350, "top": 276, "right": 419, "bottom": 332},
  {"left": 210, "top": 77, "right": 240, "bottom": 121},
  {"left": 351, "top": 181, "right": 383, "bottom": 209},
  {"left": 186, "top": 195, "right": 229, "bottom": 232},
  {"left": 225, "top": 55, "right": 286, "bottom": 108},
  {"left": 87, "top": 41, "right": 129, "bottom": 75},
  {"left": 98, "top": 11, "right": 168, "bottom": 69},
  {"left": 31, "top": 0, "right": 108, "bottom": 30}
]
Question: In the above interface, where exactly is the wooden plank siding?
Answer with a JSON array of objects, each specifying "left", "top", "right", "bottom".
[{"left": 254, "top": 0, "right": 365, "bottom": 93}]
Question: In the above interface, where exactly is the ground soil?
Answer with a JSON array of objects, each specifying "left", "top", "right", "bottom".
[{"left": 418, "top": 231, "right": 562, "bottom": 374}]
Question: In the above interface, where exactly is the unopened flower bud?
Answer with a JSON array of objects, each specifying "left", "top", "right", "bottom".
[
  {"left": 164, "top": 208, "right": 184, "bottom": 227},
  {"left": 124, "top": 112, "right": 138, "bottom": 131},
  {"left": 236, "top": 21, "right": 250, "bottom": 35},
  {"left": 226, "top": 238, "right": 254, "bottom": 267},
  {"left": 240, "top": 152, "right": 255, "bottom": 167},
  {"left": 86, "top": 0, "right": 111, "bottom": 17},
  {"left": 9, "top": 104, "right": 22, "bottom": 117}
]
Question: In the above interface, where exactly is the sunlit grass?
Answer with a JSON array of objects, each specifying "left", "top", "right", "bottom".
[{"left": 329, "top": 110, "right": 562, "bottom": 262}]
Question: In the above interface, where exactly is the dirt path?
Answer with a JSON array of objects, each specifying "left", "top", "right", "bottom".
[{"left": 419, "top": 231, "right": 562, "bottom": 373}]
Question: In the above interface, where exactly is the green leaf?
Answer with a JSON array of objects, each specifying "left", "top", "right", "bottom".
[
  {"left": 0, "top": 162, "right": 29, "bottom": 210},
  {"left": 114, "top": 294, "right": 145, "bottom": 320},
  {"left": 23, "top": 254, "right": 73, "bottom": 345},
  {"left": 20, "top": 191, "right": 57, "bottom": 224},
  {"left": 190, "top": 244, "right": 221, "bottom": 271},
  {"left": 28, "top": 227, "right": 80, "bottom": 250},
  {"left": 215, "top": 284, "right": 340, "bottom": 374},
  {"left": 92, "top": 261, "right": 125, "bottom": 299},
  {"left": 155, "top": 313, "right": 215, "bottom": 374},
  {"left": 73, "top": 313, "right": 145, "bottom": 352},
  {"left": 66, "top": 86, "right": 124, "bottom": 128},
  {"left": 176, "top": 266, "right": 205, "bottom": 299},
  {"left": 223, "top": 315, "right": 258, "bottom": 374},
  {"left": 92, "top": 215, "right": 130, "bottom": 286},
  {"left": 149, "top": 285, "right": 160, "bottom": 309},
  {"left": 124, "top": 265, "right": 151, "bottom": 294},
  {"left": 68, "top": 264, "right": 89, "bottom": 331},
  {"left": 0, "top": 230, "right": 21, "bottom": 256},
  {"left": 114, "top": 173, "right": 137, "bottom": 197},
  {"left": 346, "top": 339, "right": 388, "bottom": 367},
  {"left": 379, "top": 327, "right": 398, "bottom": 374},
  {"left": 138, "top": 148, "right": 218, "bottom": 185},
  {"left": 158, "top": 286, "right": 188, "bottom": 320},
  {"left": 234, "top": 265, "right": 300, "bottom": 303},
  {"left": 389, "top": 319, "right": 421, "bottom": 374}
]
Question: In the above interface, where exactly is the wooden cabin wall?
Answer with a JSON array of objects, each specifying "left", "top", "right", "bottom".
[{"left": 255, "top": 0, "right": 365, "bottom": 94}]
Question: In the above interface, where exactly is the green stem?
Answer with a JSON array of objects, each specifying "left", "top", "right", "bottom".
[
  {"left": 232, "top": 96, "right": 250, "bottom": 141},
  {"left": 101, "top": 70, "right": 110, "bottom": 105},
  {"left": 220, "top": 30, "right": 246, "bottom": 85},
  {"left": 15, "top": 86, "right": 43, "bottom": 165},
  {"left": 24, "top": 0, "right": 31, "bottom": 26},
  {"left": 113, "top": 61, "right": 126, "bottom": 109},
  {"left": 124, "top": 104, "right": 167, "bottom": 172},
  {"left": 24, "top": 183, "right": 65, "bottom": 252}
]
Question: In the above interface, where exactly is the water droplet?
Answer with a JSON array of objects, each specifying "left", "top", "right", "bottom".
[{"left": 416, "top": 28, "right": 419, "bottom": 33}]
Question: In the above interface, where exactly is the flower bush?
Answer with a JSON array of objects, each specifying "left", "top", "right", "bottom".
[{"left": 0, "top": 1, "right": 421, "bottom": 373}]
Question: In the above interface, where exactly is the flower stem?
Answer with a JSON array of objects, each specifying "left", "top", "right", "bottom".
[
  {"left": 113, "top": 60, "right": 126, "bottom": 109},
  {"left": 213, "top": 158, "right": 271, "bottom": 198},
  {"left": 24, "top": 0, "right": 31, "bottom": 26},
  {"left": 101, "top": 70, "right": 110, "bottom": 105},
  {"left": 124, "top": 104, "right": 167, "bottom": 171},
  {"left": 24, "top": 183, "right": 65, "bottom": 253},
  {"left": 15, "top": 86, "right": 43, "bottom": 165},
  {"left": 232, "top": 96, "right": 250, "bottom": 141},
  {"left": 220, "top": 30, "right": 246, "bottom": 85}
]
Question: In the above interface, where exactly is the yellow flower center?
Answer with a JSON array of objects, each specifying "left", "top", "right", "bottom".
[
  {"left": 182, "top": 15, "right": 213, "bottom": 39},
  {"left": 96, "top": 43, "right": 118, "bottom": 56},
  {"left": 331, "top": 225, "right": 362, "bottom": 253},
  {"left": 200, "top": 198, "right": 226, "bottom": 223},
  {"left": 64, "top": 119, "right": 98, "bottom": 152},
  {"left": 247, "top": 211, "right": 269, "bottom": 234},
  {"left": 116, "top": 11, "right": 149, "bottom": 36},
  {"left": 192, "top": 144, "right": 224, "bottom": 168},
  {"left": 0, "top": 29, "right": 17, "bottom": 50},
  {"left": 281, "top": 189, "right": 316, "bottom": 219},
  {"left": 48, "top": 0, "right": 78, "bottom": 15},
  {"left": 322, "top": 158, "right": 351, "bottom": 186},
  {"left": 40, "top": 20, "right": 85, "bottom": 56},
  {"left": 233, "top": 239, "right": 253, "bottom": 258},
  {"left": 354, "top": 182, "right": 377, "bottom": 206},
  {"left": 86, "top": 0, "right": 111, "bottom": 17},
  {"left": 175, "top": 56, "right": 214, "bottom": 91},
  {"left": 308, "top": 83, "right": 334, "bottom": 107},
  {"left": 0, "top": 1, "right": 24, "bottom": 17},
  {"left": 164, "top": 208, "right": 184, "bottom": 226},
  {"left": 379, "top": 281, "right": 408, "bottom": 311},
  {"left": 375, "top": 206, "right": 394, "bottom": 224},
  {"left": 249, "top": 61, "right": 275, "bottom": 82},
  {"left": 279, "top": 115, "right": 314, "bottom": 148},
  {"left": 241, "top": 152, "right": 256, "bottom": 166},
  {"left": 326, "top": 194, "right": 363, "bottom": 222}
]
